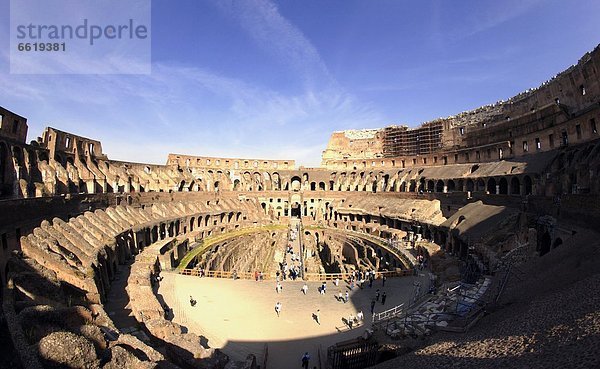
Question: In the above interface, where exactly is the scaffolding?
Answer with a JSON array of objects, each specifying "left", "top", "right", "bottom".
[{"left": 382, "top": 121, "right": 444, "bottom": 157}]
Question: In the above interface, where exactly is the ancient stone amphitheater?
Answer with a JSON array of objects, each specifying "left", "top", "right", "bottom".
[{"left": 1, "top": 46, "right": 599, "bottom": 369}]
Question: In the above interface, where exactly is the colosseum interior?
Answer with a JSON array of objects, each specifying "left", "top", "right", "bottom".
[{"left": 1, "top": 46, "right": 600, "bottom": 369}]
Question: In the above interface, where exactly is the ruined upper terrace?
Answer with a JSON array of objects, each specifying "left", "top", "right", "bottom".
[{"left": 322, "top": 44, "right": 600, "bottom": 167}]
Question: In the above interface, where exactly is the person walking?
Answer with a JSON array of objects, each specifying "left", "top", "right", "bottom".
[
  {"left": 345, "top": 291, "right": 349, "bottom": 303},
  {"left": 381, "top": 292, "right": 387, "bottom": 305},
  {"left": 348, "top": 314, "right": 354, "bottom": 329},
  {"left": 375, "top": 289, "right": 380, "bottom": 302},
  {"left": 276, "top": 282, "right": 282, "bottom": 293},
  {"left": 382, "top": 275, "right": 386, "bottom": 287},
  {"left": 357, "top": 310, "right": 364, "bottom": 322},
  {"left": 338, "top": 291, "right": 343, "bottom": 302},
  {"left": 302, "top": 283, "right": 308, "bottom": 295},
  {"left": 370, "top": 299, "right": 376, "bottom": 314},
  {"left": 301, "top": 352, "right": 310, "bottom": 369},
  {"left": 315, "top": 309, "right": 321, "bottom": 325},
  {"left": 275, "top": 302, "right": 282, "bottom": 317}
]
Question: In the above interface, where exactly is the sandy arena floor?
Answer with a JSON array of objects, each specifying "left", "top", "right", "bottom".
[{"left": 158, "top": 272, "right": 428, "bottom": 369}]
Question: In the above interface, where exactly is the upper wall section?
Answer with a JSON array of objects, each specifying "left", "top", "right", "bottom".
[
  {"left": 167, "top": 153, "right": 295, "bottom": 171},
  {"left": 0, "top": 106, "right": 28, "bottom": 143},
  {"left": 39, "top": 127, "right": 106, "bottom": 162},
  {"left": 322, "top": 44, "right": 600, "bottom": 167}
]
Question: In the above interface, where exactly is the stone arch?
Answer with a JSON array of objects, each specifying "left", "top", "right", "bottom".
[
  {"left": 524, "top": 175, "right": 533, "bottom": 195},
  {"left": 487, "top": 178, "right": 497, "bottom": 194},
  {"left": 12, "top": 146, "right": 25, "bottom": 167},
  {"left": 291, "top": 176, "right": 301, "bottom": 191},
  {"left": 447, "top": 179, "right": 456, "bottom": 192},
  {"left": 318, "top": 181, "right": 325, "bottom": 191},
  {"left": 510, "top": 177, "right": 520, "bottom": 195},
  {"left": 465, "top": 179, "right": 474, "bottom": 192},
  {"left": 409, "top": 180, "right": 417, "bottom": 192},
  {"left": 427, "top": 180, "right": 435, "bottom": 192},
  {"left": 499, "top": 177, "right": 508, "bottom": 195},
  {"left": 435, "top": 179, "right": 444, "bottom": 193},
  {"left": 475, "top": 178, "right": 486, "bottom": 192}
]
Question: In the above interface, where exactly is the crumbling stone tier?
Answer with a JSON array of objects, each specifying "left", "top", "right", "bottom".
[{"left": 0, "top": 46, "right": 599, "bottom": 369}]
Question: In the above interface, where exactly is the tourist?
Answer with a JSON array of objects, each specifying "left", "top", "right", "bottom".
[
  {"left": 275, "top": 302, "right": 282, "bottom": 317},
  {"left": 301, "top": 352, "right": 310, "bottom": 369},
  {"left": 357, "top": 310, "right": 364, "bottom": 322},
  {"left": 315, "top": 309, "right": 320, "bottom": 325},
  {"left": 254, "top": 270, "right": 259, "bottom": 281},
  {"left": 276, "top": 282, "right": 282, "bottom": 293},
  {"left": 334, "top": 277, "right": 339, "bottom": 287},
  {"left": 321, "top": 281, "right": 326, "bottom": 294},
  {"left": 370, "top": 299, "right": 376, "bottom": 314},
  {"left": 345, "top": 291, "right": 349, "bottom": 303},
  {"left": 302, "top": 283, "right": 308, "bottom": 295},
  {"left": 189, "top": 295, "right": 196, "bottom": 307},
  {"left": 348, "top": 314, "right": 354, "bottom": 329},
  {"left": 381, "top": 292, "right": 387, "bottom": 305},
  {"left": 375, "top": 289, "right": 380, "bottom": 301},
  {"left": 382, "top": 275, "right": 387, "bottom": 287}
]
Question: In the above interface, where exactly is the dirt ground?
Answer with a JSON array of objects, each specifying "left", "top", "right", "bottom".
[{"left": 158, "top": 273, "right": 428, "bottom": 369}]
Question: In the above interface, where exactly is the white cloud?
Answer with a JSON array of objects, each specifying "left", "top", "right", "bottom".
[{"left": 213, "top": 0, "right": 334, "bottom": 89}]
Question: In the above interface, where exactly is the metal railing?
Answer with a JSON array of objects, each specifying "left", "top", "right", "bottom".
[{"left": 178, "top": 268, "right": 414, "bottom": 281}]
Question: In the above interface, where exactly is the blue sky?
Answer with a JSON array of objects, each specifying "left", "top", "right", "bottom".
[{"left": 0, "top": 0, "right": 599, "bottom": 167}]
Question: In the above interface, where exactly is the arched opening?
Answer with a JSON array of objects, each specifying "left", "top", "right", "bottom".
[
  {"left": 475, "top": 178, "right": 485, "bottom": 192},
  {"left": 447, "top": 180, "right": 456, "bottom": 192},
  {"left": 409, "top": 180, "right": 416, "bottom": 192},
  {"left": 466, "top": 179, "right": 474, "bottom": 192},
  {"left": 524, "top": 176, "right": 533, "bottom": 195},
  {"left": 318, "top": 181, "right": 325, "bottom": 191},
  {"left": 435, "top": 180, "right": 444, "bottom": 193},
  {"left": 291, "top": 176, "right": 301, "bottom": 191},
  {"left": 418, "top": 179, "right": 425, "bottom": 193},
  {"left": 487, "top": 178, "right": 497, "bottom": 194},
  {"left": 427, "top": 180, "right": 435, "bottom": 192},
  {"left": 510, "top": 177, "right": 520, "bottom": 195},
  {"left": 499, "top": 178, "right": 508, "bottom": 194},
  {"left": 399, "top": 181, "right": 407, "bottom": 192},
  {"left": 310, "top": 182, "right": 316, "bottom": 191},
  {"left": 290, "top": 202, "right": 301, "bottom": 218}
]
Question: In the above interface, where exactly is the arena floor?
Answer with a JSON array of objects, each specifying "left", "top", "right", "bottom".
[{"left": 158, "top": 272, "right": 429, "bottom": 369}]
